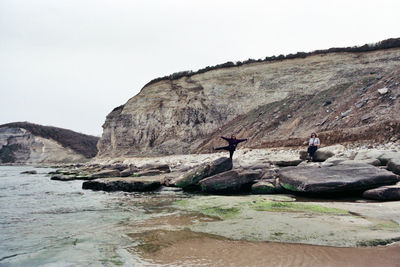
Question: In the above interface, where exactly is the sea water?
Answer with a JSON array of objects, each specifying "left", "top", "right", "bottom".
[{"left": 0, "top": 166, "right": 185, "bottom": 266}]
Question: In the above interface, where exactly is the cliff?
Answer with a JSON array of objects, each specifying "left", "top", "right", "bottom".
[
  {"left": 0, "top": 122, "right": 99, "bottom": 164},
  {"left": 97, "top": 39, "right": 400, "bottom": 158}
]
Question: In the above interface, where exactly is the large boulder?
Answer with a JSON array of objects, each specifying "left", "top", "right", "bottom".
[
  {"left": 174, "top": 157, "right": 232, "bottom": 189},
  {"left": 279, "top": 163, "right": 399, "bottom": 194},
  {"left": 82, "top": 176, "right": 162, "bottom": 192},
  {"left": 314, "top": 145, "right": 345, "bottom": 162},
  {"left": 353, "top": 150, "right": 383, "bottom": 162},
  {"left": 299, "top": 145, "right": 345, "bottom": 162},
  {"left": 351, "top": 150, "right": 400, "bottom": 167},
  {"left": 387, "top": 158, "right": 400, "bottom": 175},
  {"left": 352, "top": 150, "right": 400, "bottom": 166},
  {"left": 90, "top": 169, "right": 121, "bottom": 178},
  {"left": 198, "top": 170, "right": 262, "bottom": 194},
  {"left": 378, "top": 151, "right": 400, "bottom": 166},
  {"left": 362, "top": 183, "right": 400, "bottom": 201}
]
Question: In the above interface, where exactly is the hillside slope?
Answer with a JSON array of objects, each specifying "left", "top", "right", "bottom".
[
  {"left": 0, "top": 122, "right": 99, "bottom": 164},
  {"left": 197, "top": 69, "right": 400, "bottom": 152},
  {"left": 97, "top": 39, "right": 400, "bottom": 158}
]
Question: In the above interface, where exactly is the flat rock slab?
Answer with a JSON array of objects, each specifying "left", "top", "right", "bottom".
[
  {"left": 137, "top": 164, "right": 171, "bottom": 176},
  {"left": 279, "top": 163, "right": 399, "bottom": 194},
  {"left": 174, "top": 195, "right": 400, "bottom": 247},
  {"left": 21, "top": 170, "right": 37, "bottom": 174},
  {"left": 363, "top": 183, "right": 400, "bottom": 201},
  {"left": 120, "top": 167, "right": 137, "bottom": 177},
  {"left": 90, "top": 169, "right": 121, "bottom": 178},
  {"left": 82, "top": 176, "right": 162, "bottom": 192},
  {"left": 51, "top": 175, "right": 76, "bottom": 181},
  {"left": 199, "top": 170, "right": 262, "bottom": 194},
  {"left": 273, "top": 159, "right": 303, "bottom": 167}
]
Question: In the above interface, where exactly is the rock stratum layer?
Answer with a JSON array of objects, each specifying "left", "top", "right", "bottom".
[
  {"left": 0, "top": 122, "right": 99, "bottom": 164},
  {"left": 98, "top": 39, "right": 400, "bottom": 158}
]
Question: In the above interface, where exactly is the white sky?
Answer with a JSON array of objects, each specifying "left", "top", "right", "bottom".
[{"left": 1, "top": 0, "right": 399, "bottom": 136}]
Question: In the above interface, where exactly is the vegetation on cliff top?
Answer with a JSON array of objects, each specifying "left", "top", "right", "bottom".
[
  {"left": 0, "top": 122, "right": 99, "bottom": 158},
  {"left": 144, "top": 37, "right": 400, "bottom": 87}
]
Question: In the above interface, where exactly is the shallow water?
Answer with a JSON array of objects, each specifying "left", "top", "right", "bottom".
[
  {"left": 0, "top": 166, "right": 187, "bottom": 266},
  {"left": 1, "top": 166, "right": 399, "bottom": 267}
]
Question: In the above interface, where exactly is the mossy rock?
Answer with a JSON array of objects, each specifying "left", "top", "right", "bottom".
[
  {"left": 250, "top": 199, "right": 349, "bottom": 214},
  {"left": 252, "top": 181, "right": 277, "bottom": 194}
]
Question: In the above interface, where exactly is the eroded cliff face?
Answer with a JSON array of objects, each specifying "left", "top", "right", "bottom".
[
  {"left": 98, "top": 48, "right": 400, "bottom": 157},
  {"left": 0, "top": 127, "right": 88, "bottom": 164}
]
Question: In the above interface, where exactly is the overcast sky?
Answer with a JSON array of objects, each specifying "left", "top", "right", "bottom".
[{"left": 1, "top": 0, "right": 399, "bottom": 136}]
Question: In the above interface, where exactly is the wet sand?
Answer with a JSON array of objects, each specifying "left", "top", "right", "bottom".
[{"left": 131, "top": 230, "right": 400, "bottom": 267}]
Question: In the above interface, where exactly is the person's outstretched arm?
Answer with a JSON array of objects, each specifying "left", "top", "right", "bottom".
[
  {"left": 221, "top": 136, "right": 230, "bottom": 141},
  {"left": 237, "top": 138, "right": 248, "bottom": 143}
]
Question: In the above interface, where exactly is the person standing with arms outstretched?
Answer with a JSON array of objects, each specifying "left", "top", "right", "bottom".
[{"left": 214, "top": 135, "right": 247, "bottom": 159}]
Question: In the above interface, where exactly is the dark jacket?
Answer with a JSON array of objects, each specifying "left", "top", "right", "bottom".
[{"left": 221, "top": 136, "right": 247, "bottom": 150}]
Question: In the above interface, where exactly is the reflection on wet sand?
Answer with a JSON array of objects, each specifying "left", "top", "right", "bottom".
[{"left": 130, "top": 229, "right": 400, "bottom": 267}]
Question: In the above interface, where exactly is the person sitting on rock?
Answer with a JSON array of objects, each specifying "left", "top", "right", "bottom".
[
  {"left": 307, "top": 132, "right": 320, "bottom": 161},
  {"left": 214, "top": 135, "right": 248, "bottom": 159}
]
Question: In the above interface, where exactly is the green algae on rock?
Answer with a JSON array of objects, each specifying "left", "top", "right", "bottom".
[
  {"left": 250, "top": 199, "right": 349, "bottom": 214},
  {"left": 172, "top": 195, "right": 400, "bottom": 247}
]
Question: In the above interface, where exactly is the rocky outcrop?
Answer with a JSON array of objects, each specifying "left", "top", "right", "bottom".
[
  {"left": 362, "top": 183, "right": 400, "bottom": 201},
  {"left": 199, "top": 170, "right": 262, "bottom": 194},
  {"left": 97, "top": 43, "right": 400, "bottom": 158},
  {"left": 82, "top": 176, "right": 162, "bottom": 192},
  {"left": 0, "top": 122, "right": 99, "bottom": 164},
  {"left": 173, "top": 157, "right": 232, "bottom": 189},
  {"left": 279, "top": 164, "right": 399, "bottom": 194}
]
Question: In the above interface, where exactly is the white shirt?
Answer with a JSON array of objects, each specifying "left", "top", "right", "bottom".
[{"left": 309, "top": 137, "right": 320, "bottom": 146}]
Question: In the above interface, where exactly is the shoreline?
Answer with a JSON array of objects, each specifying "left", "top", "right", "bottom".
[
  {"left": 3, "top": 165, "right": 400, "bottom": 266},
  {"left": 14, "top": 143, "right": 400, "bottom": 249}
]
